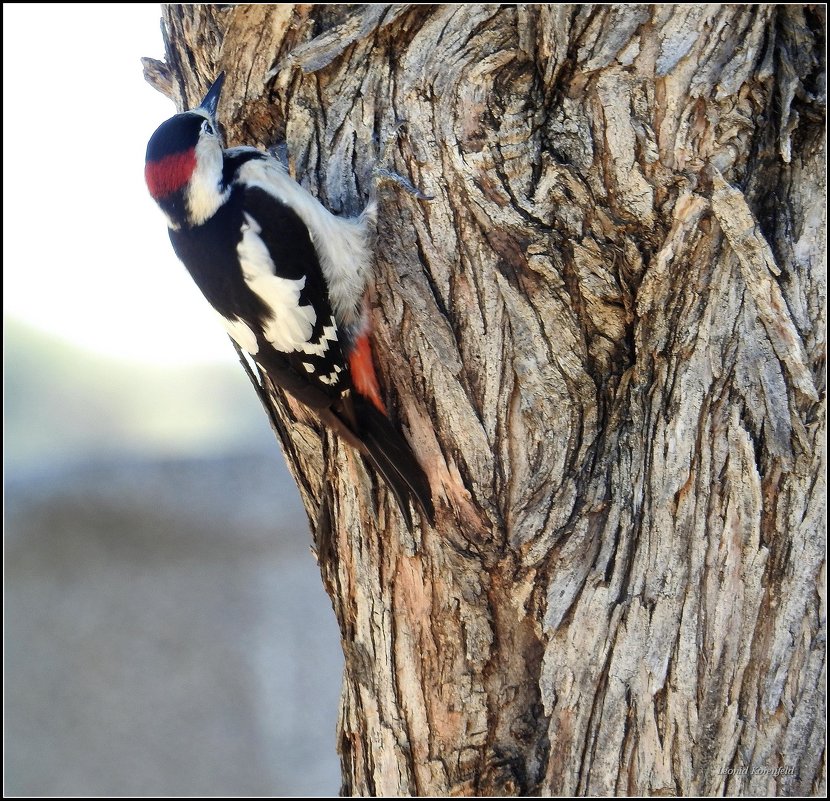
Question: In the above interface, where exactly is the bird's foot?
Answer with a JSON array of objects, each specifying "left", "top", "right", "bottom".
[{"left": 370, "top": 120, "right": 434, "bottom": 202}]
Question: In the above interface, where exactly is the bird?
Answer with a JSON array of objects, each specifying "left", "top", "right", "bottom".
[{"left": 144, "top": 72, "right": 434, "bottom": 530}]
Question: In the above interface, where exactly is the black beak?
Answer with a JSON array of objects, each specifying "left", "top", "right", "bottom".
[{"left": 199, "top": 72, "right": 225, "bottom": 117}]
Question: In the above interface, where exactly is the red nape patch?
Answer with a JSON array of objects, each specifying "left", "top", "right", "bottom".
[
  {"left": 145, "top": 149, "right": 197, "bottom": 199},
  {"left": 349, "top": 333, "right": 386, "bottom": 414}
]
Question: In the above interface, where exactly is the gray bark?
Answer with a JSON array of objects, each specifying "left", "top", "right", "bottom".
[{"left": 145, "top": 4, "right": 826, "bottom": 795}]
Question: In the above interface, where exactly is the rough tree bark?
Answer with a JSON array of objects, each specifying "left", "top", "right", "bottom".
[{"left": 144, "top": 5, "right": 825, "bottom": 796}]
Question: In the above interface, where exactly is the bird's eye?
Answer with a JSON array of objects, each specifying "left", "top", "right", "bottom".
[{"left": 202, "top": 120, "right": 215, "bottom": 136}]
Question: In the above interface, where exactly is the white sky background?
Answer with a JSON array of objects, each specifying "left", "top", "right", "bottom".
[{"left": 3, "top": 3, "right": 236, "bottom": 366}]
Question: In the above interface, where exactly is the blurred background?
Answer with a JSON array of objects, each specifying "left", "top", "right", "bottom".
[{"left": 4, "top": 4, "right": 342, "bottom": 795}]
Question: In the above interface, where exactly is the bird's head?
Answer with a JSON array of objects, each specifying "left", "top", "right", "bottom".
[{"left": 145, "top": 73, "right": 226, "bottom": 228}]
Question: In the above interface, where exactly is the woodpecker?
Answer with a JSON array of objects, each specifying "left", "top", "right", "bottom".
[{"left": 145, "top": 73, "right": 433, "bottom": 528}]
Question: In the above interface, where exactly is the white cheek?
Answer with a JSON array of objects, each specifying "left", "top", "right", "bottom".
[{"left": 187, "top": 136, "right": 228, "bottom": 225}]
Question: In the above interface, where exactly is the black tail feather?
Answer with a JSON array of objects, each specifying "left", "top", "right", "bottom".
[
  {"left": 361, "top": 443, "right": 415, "bottom": 531},
  {"left": 352, "top": 395, "right": 435, "bottom": 528}
]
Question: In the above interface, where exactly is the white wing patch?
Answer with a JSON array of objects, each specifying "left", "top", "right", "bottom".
[
  {"left": 236, "top": 157, "right": 374, "bottom": 328},
  {"left": 299, "top": 324, "right": 338, "bottom": 357},
  {"left": 322, "top": 363, "right": 344, "bottom": 385},
  {"left": 237, "top": 212, "right": 318, "bottom": 352},
  {"left": 216, "top": 312, "right": 259, "bottom": 355}
]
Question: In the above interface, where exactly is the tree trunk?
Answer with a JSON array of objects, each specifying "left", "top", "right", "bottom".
[{"left": 145, "top": 5, "right": 825, "bottom": 795}]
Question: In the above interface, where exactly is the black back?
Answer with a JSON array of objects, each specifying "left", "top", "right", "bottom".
[{"left": 168, "top": 152, "right": 350, "bottom": 408}]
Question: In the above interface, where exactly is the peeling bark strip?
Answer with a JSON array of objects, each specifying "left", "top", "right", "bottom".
[{"left": 148, "top": 5, "right": 825, "bottom": 796}]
